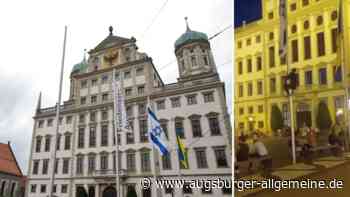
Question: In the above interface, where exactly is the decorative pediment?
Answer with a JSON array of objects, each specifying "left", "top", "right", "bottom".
[{"left": 188, "top": 114, "right": 201, "bottom": 120}]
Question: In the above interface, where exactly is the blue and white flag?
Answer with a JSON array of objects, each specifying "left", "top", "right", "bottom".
[{"left": 147, "top": 107, "right": 169, "bottom": 156}]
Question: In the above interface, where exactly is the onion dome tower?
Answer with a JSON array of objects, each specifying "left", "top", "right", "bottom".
[{"left": 174, "top": 17, "right": 217, "bottom": 80}]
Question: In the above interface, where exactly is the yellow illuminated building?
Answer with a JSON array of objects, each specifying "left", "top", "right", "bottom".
[{"left": 234, "top": 0, "right": 350, "bottom": 136}]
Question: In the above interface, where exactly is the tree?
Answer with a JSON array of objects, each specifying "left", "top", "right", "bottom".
[
  {"left": 316, "top": 101, "right": 332, "bottom": 131},
  {"left": 270, "top": 105, "right": 284, "bottom": 133}
]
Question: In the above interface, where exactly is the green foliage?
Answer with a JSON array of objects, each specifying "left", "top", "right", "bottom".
[
  {"left": 270, "top": 105, "right": 284, "bottom": 132},
  {"left": 316, "top": 101, "right": 333, "bottom": 130}
]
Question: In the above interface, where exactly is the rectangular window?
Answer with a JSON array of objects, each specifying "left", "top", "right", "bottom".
[
  {"left": 42, "top": 159, "right": 49, "bottom": 174},
  {"left": 126, "top": 131, "right": 135, "bottom": 144},
  {"left": 239, "top": 107, "right": 244, "bottom": 115},
  {"left": 139, "top": 119, "right": 148, "bottom": 142},
  {"left": 305, "top": 70, "right": 313, "bottom": 85},
  {"left": 54, "top": 159, "right": 58, "bottom": 174},
  {"left": 304, "top": 36, "right": 311, "bottom": 60},
  {"left": 30, "top": 184, "right": 37, "bottom": 193},
  {"left": 47, "top": 119, "right": 53, "bottom": 127},
  {"left": 33, "top": 160, "right": 39, "bottom": 175},
  {"left": 141, "top": 151, "right": 151, "bottom": 172},
  {"left": 91, "top": 95, "right": 97, "bottom": 104},
  {"left": 125, "top": 88, "right": 132, "bottom": 96},
  {"left": 269, "top": 46, "right": 275, "bottom": 67},
  {"left": 171, "top": 97, "right": 181, "bottom": 108},
  {"left": 175, "top": 120, "right": 185, "bottom": 139},
  {"left": 89, "top": 127, "right": 96, "bottom": 147},
  {"left": 195, "top": 148, "right": 208, "bottom": 168},
  {"left": 291, "top": 39, "right": 299, "bottom": 62},
  {"left": 76, "top": 156, "right": 84, "bottom": 175},
  {"left": 331, "top": 28, "right": 338, "bottom": 53},
  {"left": 238, "top": 61, "right": 243, "bottom": 74},
  {"left": 126, "top": 106, "right": 133, "bottom": 117},
  {"left": 81, "top": 80, "right": 87, "bottom": 88},
  {"left": 124, "top": 71, "right": 131, "bottom": 79},
  {"left": 40, "top": 185, "right": 46, "bottom": 193},
  {"left": 62, "top": 159, "right": 69, "bottom": 174},
  {"left": 248, "top": 106, "right": 254, "bottom": 114},
  {"left": 256, "top": 56, "right": 262, "bottom": 71},
  {"left": 88, "top": 155, "right": 96, "bottom": 174},
  {"left": 136, "top": 67, "right": 144, "bottom": 76},
  {"left": 61, "top": 185, "right": 68, "bottom": 193},
  {"left": 319, "top": 68, "right": 327, "bottom": 85},
  {"left": 80, "top": 97, "right": 86, "bottom": 105},
  {"left": 191, "top": 119, "right": 202, "bottom": 137},
  {"left": 38, "top": 120, "right": 44, "bottom": 128},
  {"left": 91, "top": 78, "right": 98, "bottom": 86},
  {"left": 257, "top": 81, "right": 263, "bottom": 95},
  {"left": 209, "top": 116, "right": 221, "bottom": 136},
  {"left": 44, "top": 136, "right": 51, "bottom": 152},
  {"left": 56, "top": 135, "right": 61, "bottom": 150},
  {"left": 238, "top": 84, "right": 243, "bottom": 97},
  {"left": 302, "top": 0, "right": 309, "bottom": 6},
  {"left": 247, "top": 58, "right": 252, "bottom": 72},
  {"left": 66, "top": 116, "right": 72, "bottom": 124},
  {"left": 160, "top": 121, "right": 168, "bottom": 139},
  {"left": 78, "top": 128, "right": 85, "bottom": 148},
  {"left": 138, "top": 86, "right": 145, "bottom": 95},
  {"left": 100, "top": 154, "right": 108, "bottom": 170},
  {"left": 258, "top": 105, "right": 264, "bottom": 113},
  {"left": 101, "top": 125, "right": 109, "bottom": 146},
  {"left": 162, "top": 154, "right": 172, "bottom": 170},
  {"left": 101, "top": 75, "right": 109, "bottom": 84},
  {"left": 156, "top": 100, "right": 165, "bottom": 110},
  {"left": 317, "top": 32, "right": 326, "bottom": 56},
  {"left": 247, "top": 82, "right": 253, "bottom": 96},
  {"left": 126, "top": 152, "right": 136, "bottom": 172},
  {"left": 333, "top": 66, "right": 342, "bottom": 82},
  {"left": 64, "top": 134, "right": 71, "bottom": 150},
  {"left": 270, "top": 77, "right": 276, "bottom": 93},
  {"left": 79, "top": 114, "right": 85, "bottom": 124},
  {"left": 203, "top": 92, "right": 214, "bottom": 103},
  {"left": 90, "top": 111, "right": 96, "bottom": 122},
  {"left": 35, "top": 137, "right": 41, "bottom": 153},
  {"left": 138, "top": 103, "right": 146, "bottom": 114},
  {"left": 102, "top": 111, "right": 108, "bottom": 120},
  {"left": 102, "top": 93, "right": 109, "bottom": 102},
  {"left": 214, "top": 147, "right": 228, "bottom": 168},
  {"left": 186, "top": 95, "right": 197, "bottom": 105}
]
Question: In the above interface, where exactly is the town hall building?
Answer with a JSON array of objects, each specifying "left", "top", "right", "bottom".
[{"left": 26, "top": 22, "right": 232, "bottom": 197}]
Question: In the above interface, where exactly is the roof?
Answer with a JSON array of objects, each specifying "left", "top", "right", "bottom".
[
  {"left": 174, "top": 19, "right": 209, "bottom": 51},
  {"left": 0, "top": 142, "right": 23, "bottom": 177},
  {"left": 175, "top": 29, "right": 208, "bottom": 50},
  {"left": 71, "top": 59, "right": 89, "bottom": 74},
  {"left": 89, "top": 26, "right": 133, "bottom": 54}
]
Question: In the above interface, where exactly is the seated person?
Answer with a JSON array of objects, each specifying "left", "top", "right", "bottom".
[{"left": 236, "top": 136, "right": 249, "bottom": 161}]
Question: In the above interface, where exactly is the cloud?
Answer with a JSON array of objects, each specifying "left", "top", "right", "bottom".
[{"left": 0, "top": 73, "right": 37, "bottom": 174}]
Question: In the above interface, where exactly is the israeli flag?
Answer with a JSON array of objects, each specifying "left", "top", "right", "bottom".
[{"left": 147, "top": 107, "right": 169, "bottom": 156}]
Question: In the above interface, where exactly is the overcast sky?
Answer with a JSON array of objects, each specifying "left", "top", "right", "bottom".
[{"left": 0, "top": 0, "right": 232, "bottom": 174}]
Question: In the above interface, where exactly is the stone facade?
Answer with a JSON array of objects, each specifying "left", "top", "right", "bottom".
[{"left": 26, "top": 25, "right": 232, "bottom": 197}]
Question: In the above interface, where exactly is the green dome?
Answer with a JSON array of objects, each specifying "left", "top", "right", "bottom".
[
  {"left": 71, "top": 60, "right": 89, "bottom": 74},
  {"left": 175, "top": 29, "right": 208, "bottom": 50}
]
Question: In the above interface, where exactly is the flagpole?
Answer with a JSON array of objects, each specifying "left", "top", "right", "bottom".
[
  {"left": 112, "top": 68, "right": 121, "bottom": 197},
  {"left": 48, "top": 25, "right": 67, "bottom": 197},
  {"left": 338, "top": 0, "right": 350, "bottom": 151},
  {"left": 147, "top": 96, "right": 161, "bottom": 197}
]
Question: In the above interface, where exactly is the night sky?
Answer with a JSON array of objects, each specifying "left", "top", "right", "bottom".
[{"left": 234, "top": 0, "right": 262, "bottom": 27}]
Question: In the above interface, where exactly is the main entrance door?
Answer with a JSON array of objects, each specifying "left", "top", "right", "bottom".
[
  {"left": 103, "top": 186, "right": 117, "bottom": 197},
  {"left": 76, "top": 186, "right": 88, "bottom": 197}
]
